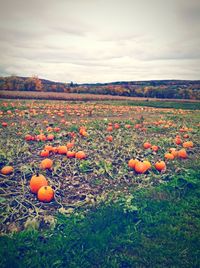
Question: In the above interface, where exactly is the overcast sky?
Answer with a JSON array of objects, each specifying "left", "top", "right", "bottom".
[{"left": 0, "top": 0, "right": 200, "bottom": 83}]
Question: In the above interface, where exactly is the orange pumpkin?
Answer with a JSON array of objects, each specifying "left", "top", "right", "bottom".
[
  {"left": 57, "top": 146, "right": 68, "bottom": 155},
  {"left": 44, "top": 145, "right": 53, "bottom": 152},
  {"left": 25, "top": 134, "right": 33, "bottom": 141},
  {"left": 169, "top": 148, "right": 178, "bottom": 158},
  {"left": 67, "top": 142, "right": 74, "bottom": 149},
  {"left": 114, "top": 123, "right": 120, "bottom": 129},
  {"left": 164, "top": 153, "right": 175, "bottom": 160},
  {"left": 151, "top": 145, "right": 159, "bottom": 152},
  {"left": 128, "top": 159, "right": 139, "bottom": 169},
  {"left": 183, "top": 141, "right": 193, "bottom": 148},
  {"left": 40, "top": 150, "right": 50, "bottom": 157},
  {"left": 178, "top": 149, "right": 188, "bottom": 159},
  {"left": 155, "top": 161, "right": 166, "bottom": 172},
  {"left": 37, "top": 186, "right": 54, "bottom": 202},
  {"left": 106, "top": 135, "right": 113, "bottom": 142},
  {"left": 75, "top": 151, "right": 86, "bottom": 159},
  {"left": 107, "top": 126, "right": 113, "bottom": 132},
  {"left": 143, "top": 160, "right": 151, "bottom": 170},
  {"left": 67, "top": 151, "right": 76, "bottom": 158},
  {"left": 1, "top": 166, "right": 14, "bottom": 175},
  {"left": 2, "top": 122, "right": 8, "bottom": 127},
  {"left": 135, "top": 161, "right": 149, "bottom": 174},
  {"left": 143, "top": 142, "right": 151, "bottom": 149},
  {"left": 40, "top": 158, "right": 53, "bottom": 169},
  {"left": 47, "top": 134, "right": 54, "bottom": 141},
  {"left": 175, "top": 138, "right": 182, "bottom": 145},
  {"left": 30, "top": 173, "right": 48, "bottom": 194}
]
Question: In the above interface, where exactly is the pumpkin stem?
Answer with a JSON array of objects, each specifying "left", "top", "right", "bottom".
[{"left": 36, "top": 172, "right": 39, "bottom": 177}]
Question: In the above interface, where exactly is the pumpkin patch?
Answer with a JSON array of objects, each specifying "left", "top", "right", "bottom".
[{"left": 0, "top": 99, "right": 199, "bottom": 234}]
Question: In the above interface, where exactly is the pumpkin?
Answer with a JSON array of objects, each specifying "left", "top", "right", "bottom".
[
  {"left": 135, "top": 161, "right": 149, "bottom": 174},
  {"left": 106, "top": 135, "right": 113, "bottom": 142},
  {"left": 67, "top": 151, "right": 76, "bottom": 158},
  {"left": 164, "top": 153, "right": 175, "bottom": 160},
  {"left": 44, "top": 145, "right": 53, "bottom": 152},
  {"left": 25, "top": 134, "right": 33, "bottom": 141},
  {"left": 40, "top": 158, "right": 53, "bottom": 169},
  {"left": 75, "top": 151, "right": 86, "bottom": 159},
  {"left": 183, "top": 141, "right": 193, "bottom": 148},
  {"left": 47, "top": 134, "right": 54, "bottom": 141},
  {"left": 1, "top": 165, "right": 14, "bottom": 175},
  {"left": 114, "top": 123, "right": 120, "bottom": 129},
  {"left": 30, "top": 173, "right": 48, "bottom": 194},
  {"left": 2, "top": 122, "right": 8, "bottom": 127},
  {"left": 175, "top": 138, "right": 182, "bottom": 145},
  {"left": 67, "top": 142, "right": 74, "bottom": 149},
  {"left": 178, "top": 149, "right": 188, "bottom": 159},
  {"left": 143, "top": 142, "right": 151, "bottom": 149},
  {"left": 37, "top": 186, "right": 54, "bottom": 202},
  {"left": 143, "top": 160, "right": 151, "bottom": 170},
  {"left": 151, "top": 145, "right": 159, "bottom": 152},
  {"left": 128, "top": 159, "right": 139, "bottom": 169},
  {"left": 107, "top": 126, "right": 113, "bottom": 132},
  {"left": 155, "top": 161, "right": 166, "bottom": 172},
  {"left": 169, "top": 148, "right": 178, "bottom": 158},
  {"left": 40, "top": 150, "right": 50, "bottom": 157},
  {"left": 125, "top": 124, "right": 131, "bottom": 129},
  {"left": 57, "top": 146, "right": 68, "bottom": 155}
]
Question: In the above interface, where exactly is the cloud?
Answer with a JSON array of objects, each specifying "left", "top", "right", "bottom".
[{"left": 0, "top": 0, "right": 199, "bottom": 82}]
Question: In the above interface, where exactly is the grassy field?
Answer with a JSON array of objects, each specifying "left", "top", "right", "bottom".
[{"left": 0, "top": 99, "right": 200, "bottom": 267}]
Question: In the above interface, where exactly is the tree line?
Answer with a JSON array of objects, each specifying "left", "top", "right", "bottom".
[{"left": 0, "top": 75, "right": 200, "bottom": 99}]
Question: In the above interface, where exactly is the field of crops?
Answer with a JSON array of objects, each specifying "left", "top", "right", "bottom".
[{"left": 0, "top": 99, "right": 200, "bottom": 267}]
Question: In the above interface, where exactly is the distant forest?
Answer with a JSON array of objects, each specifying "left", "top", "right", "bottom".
[{"left": 0, "top": 76, "right": 200, "bottom": 99}]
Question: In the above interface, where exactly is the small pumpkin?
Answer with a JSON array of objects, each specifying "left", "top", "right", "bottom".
[
  {"left": 143, "top": 160, "right": 151, "bottom": 170},
  {"left": 40, "top": 158, "right": 53, "bottom": 169},
  {"left": 143, "top": 142, "right": 151, "bottom": 149},
  {"left": 169, "top": 148, "right": 178, "bottom": 158},
  {"left": 30, "top": 173, "right": 48, "bottom": 194},
  {"left": 106, "top": 135, "right": 113, "bottom": 142},
  {"left": 40, "top": 150, "right": 50, "bottom": 157},
  {"left": 155, "top": 161, "right": 166, "bottom": 172},
  {"left": 128, "top": 159, "right": 139, "bottom": 169},
  {"left": 1, "top": 166, "right": 14, "bottom": 175},
  {"left": 164, "top": 153, "right": 175, "bottom": 160},
  {"left": 67, "top": 151, "right": 76, "bottom": 158},
  {"left": 2, "top": 122, "right": 8, "bottom": 127},
  {"left": 151, "top": 145, "right": 159, "bottom": 152},
  {"left": 47, "top": 134, "right": 54, "bottom": 141},
  {"left": 183, "top": 141, "right": 193, "bottom": 148},
  {"left": 175, "top": 138, "right": 182, "bottom": 145},
  {"left": 178, "top": 149, "right": 188, "bottom": 159},
  {"left": 75, "top": 151, "right": 86, "bottom": 159},
  {"left": 135, "top": 161, "right": 149, "bottom": 174},
  {"left": 114, "top": 123, "right": 120, "bottom": 129},
  {"left": 57, "top": 146, "right": 68, "bottom": 155},
  {"left": 37, "top": 186, "right": 54, "bottom": 202},
  {"left": 107, "top": 126, "right": 113, "bottom": 132},
  {"left": 67, "top": 142, "right": 74, "bottom": 149}
]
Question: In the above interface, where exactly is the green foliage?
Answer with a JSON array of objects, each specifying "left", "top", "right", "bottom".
[{"left": 0, "top": 168, "right": 200, "bottom": 268}]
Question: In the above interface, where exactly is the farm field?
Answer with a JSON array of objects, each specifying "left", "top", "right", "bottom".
[{"left": 0, "top": 99, "right": 200, "bottom": 267}]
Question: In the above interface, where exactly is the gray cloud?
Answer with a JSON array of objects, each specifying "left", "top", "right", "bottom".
[{"left": 0, "top": 0, "right": 199, "bottom": 82}]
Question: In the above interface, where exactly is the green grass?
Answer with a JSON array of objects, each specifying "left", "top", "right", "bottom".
[
  {"left": 111, "top": 100, "right": 200, "bottom": 110},
  {"left": 0, "top": 168, "right": 200, "bottom": 268}
]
